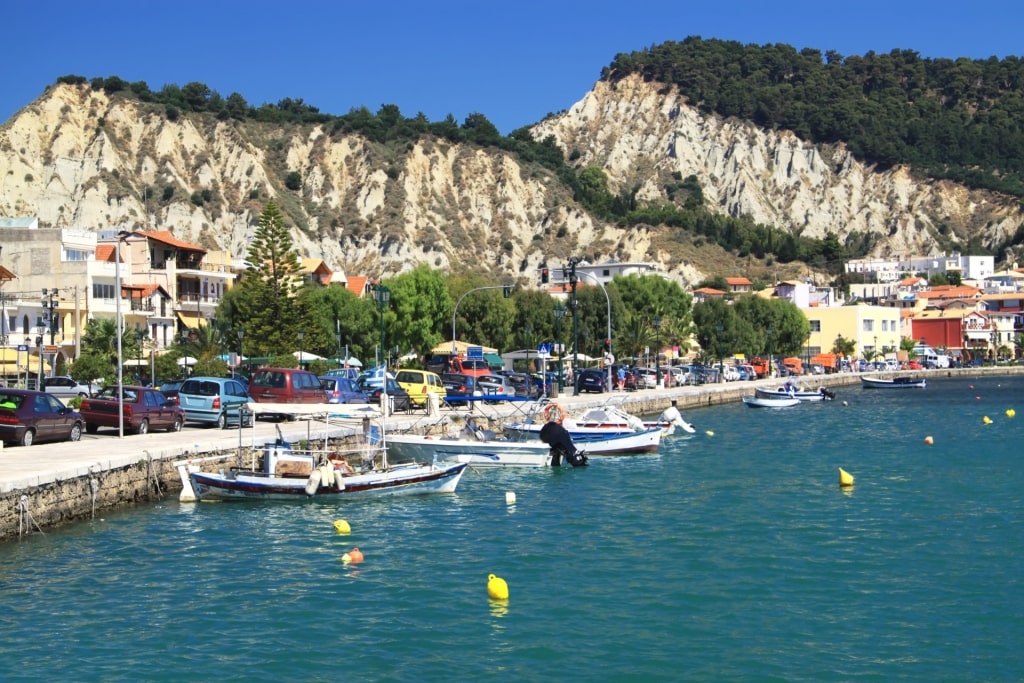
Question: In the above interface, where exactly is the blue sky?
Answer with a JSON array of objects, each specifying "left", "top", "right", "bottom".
[{"left": 5, "top": 0, "right": 1022, "bottom": 134}]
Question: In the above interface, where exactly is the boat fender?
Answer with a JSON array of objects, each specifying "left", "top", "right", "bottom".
[
  {"left": 320, "top": 464, "right": 335, "bottom": 488},
  {"left": 304, "top": 470, "right": 322, "bottom": 496},
  {"left": 543, "top": 403, "right": 566, "bottom": 424}
]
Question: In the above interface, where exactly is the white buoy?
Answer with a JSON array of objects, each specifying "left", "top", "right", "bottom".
[
  {"left": 505, "top": 491, "right": 516, "bottom": 505},
  {"left": 304, "top": 470, "right": 322, "bottom": 496}
]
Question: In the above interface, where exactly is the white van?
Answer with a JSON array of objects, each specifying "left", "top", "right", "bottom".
[{"left": 913, "top": 345, "right": 951, "bottom": 369}]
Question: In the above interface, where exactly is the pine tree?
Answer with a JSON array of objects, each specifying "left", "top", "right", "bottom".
[{"left": 235, "top": 201, "right": 305, "bottom": 355}]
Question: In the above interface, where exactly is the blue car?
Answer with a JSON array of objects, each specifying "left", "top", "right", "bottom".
[
  {"left": 177, "top": 377, "right": 252, "bottom": 429},
  {"left": 320, "top": 376, "right": 368, "bottom": 404},
  {"left": 576, "top": 368, "right": 607, "bottom": 393}
]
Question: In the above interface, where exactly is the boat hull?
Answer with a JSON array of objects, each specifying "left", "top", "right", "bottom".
[
  {"left": 386, "top": 434, "right": 553, "bottom": 468},
  {"left": 861, "top": 376, "right": 927, "bottom": 389},
  {"left": 188, "top": 462, "right": 466, "bottom": 501},
  {"left": 508, "top": 426, "right": 662, "bottom": 455},
  {"left": 743, "top": 395, "right": 800, "bottom": 408},
  {"left": 754, "top": 386, "right": 827, "bottom": 402}
]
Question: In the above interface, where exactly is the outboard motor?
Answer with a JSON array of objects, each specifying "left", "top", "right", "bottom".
[
  {"left": 819, "top": 387, "right": 836, "bottom": 401},
  {"left": 539, "top": 421, "right": 588, "bottom": 467}
]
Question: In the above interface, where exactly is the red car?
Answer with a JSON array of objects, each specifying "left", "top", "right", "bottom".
[
  {"left": 0, "top": 389, "right": 85, "bottom": 447},
  {"left": 79, "top": 385, "right": 185, "bottom": 435},
  {"left": 905, "top": 360, "right": 923, "bottom": 370}
]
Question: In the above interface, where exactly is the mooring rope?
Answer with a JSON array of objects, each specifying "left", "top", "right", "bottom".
[
  {"left": 143, "top": 451, "right": 163, "bottom": 498},
  {"left": 16, "top": 495, "right": 45, "bottom": 538}
]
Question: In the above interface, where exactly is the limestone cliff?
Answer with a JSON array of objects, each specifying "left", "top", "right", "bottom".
[{"left": 1, "top": 78, "right": 1020, "bottom": 287}]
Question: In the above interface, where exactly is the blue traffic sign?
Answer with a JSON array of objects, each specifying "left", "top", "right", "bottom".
[
  {"left": 537, "top": 343, "right": 550, "bottom": 356},
  {"left": 467, "top": 345, "right": 483, "bottom": 359},
  {"left": 17, "top": 345, "right": 28, "bottom": 352}
]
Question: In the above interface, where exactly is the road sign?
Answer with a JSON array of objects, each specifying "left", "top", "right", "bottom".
[
  {"left": 537, "top": 343, "right": 550, "bottom": 357},
  {"left": 17, "top": 345, "right": 28, "bottom": 352},
  {"left": 467, "top": 345, "right": 483, "bottom": 359}
]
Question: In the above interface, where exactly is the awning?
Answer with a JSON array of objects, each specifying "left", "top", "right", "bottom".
[
  {"left": 176, "top": 313, "right": 206, "bottom": 328},
  {"left": 484, "top": 353, "right": 503, "bottom": 368}
]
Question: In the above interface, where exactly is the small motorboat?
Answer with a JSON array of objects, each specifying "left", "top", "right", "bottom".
[
  {"left": 742, "top": 394, "right": 800, "bottom": 408},
  {"left": 754, "top": 383, "right": 836, "bottom": 402}
]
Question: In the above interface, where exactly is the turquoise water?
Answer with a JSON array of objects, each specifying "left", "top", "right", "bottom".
[{"left": 1, "top": 376, "right": 1021, "bottom": 682}]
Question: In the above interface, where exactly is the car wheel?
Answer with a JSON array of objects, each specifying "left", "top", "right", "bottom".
[
  {"left": 20, "top": 429, "right": 35, "bottom": 447},
  {"left": 137, "top": 419, "right": 149, "bottom": 435},
  {"left": 216, "top": 412, "right": 227, "bottom": 429},
  {"left": 69, "top": 422, "right": 82, "bottom": 442},
  {"left": 78, "top": 392, "right": 88, "bottom": 398},
  {"left": 86, "top": 423, "right": 98, "bottom": 434},
  {"left": 169, "top": 417, "right": 183, "bottom": 433}
]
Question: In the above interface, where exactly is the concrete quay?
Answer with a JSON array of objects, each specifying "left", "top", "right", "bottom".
[{"left": 1, "top": 367, "right": 1016, "bottom": 541}]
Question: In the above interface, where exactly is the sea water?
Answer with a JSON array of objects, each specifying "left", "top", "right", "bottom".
[{"left": 0, "top": 376, "right": 1021, "bottom": 682}]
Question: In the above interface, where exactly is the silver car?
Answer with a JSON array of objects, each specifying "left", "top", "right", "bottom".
[{"left": 42, "top": 375, "right": 100, "bottom": 399}]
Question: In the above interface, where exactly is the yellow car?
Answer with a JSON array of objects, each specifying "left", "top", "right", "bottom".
[{"left": 394, "top": 369, "right": 448, "bottom": 407}]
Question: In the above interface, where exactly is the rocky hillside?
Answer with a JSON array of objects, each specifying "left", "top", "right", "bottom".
[{"left": 1, "top": 77, "right": 1021, "bottom": 287}]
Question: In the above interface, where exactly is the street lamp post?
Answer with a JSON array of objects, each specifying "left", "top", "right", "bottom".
[
  {"left": 41, "top": 288, "right": 59, "bottom": 347},
  {"left": 554, "top": 305, "right": 566, "bottom": 392},
  {"left": 653, "top": 315, "right": 662, "bottom": 389},
  {"left": 575, "top": 269, "right": 613, "bottom": 392},
  {"left": 236, "top": 327, "right": 245, "bottom": 376},
  {"left": 114, "top": 232, "right": 131, "bottom": 439},
  {"left": 566, "top": 258, "right": 580, "bottom": 394},
  {"left": 374, "top": 285, "right": 391, "bottom": 367},
  {"left": 451, "top": 285, "right": 507, "bottom": 354},
  {"left": 135, "top": 330, "right": 143, "bottom": 384},
  {"left": 297, "top": 331, "right": 305, "bottom": 368}
]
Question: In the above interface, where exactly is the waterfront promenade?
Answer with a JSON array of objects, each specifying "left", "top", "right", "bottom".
[{"left": 0, "top": 367, "right": 1015, "bottom": 539}]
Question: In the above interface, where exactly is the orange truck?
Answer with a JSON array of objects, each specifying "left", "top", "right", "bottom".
[
  {"left": 810, "top": 353, "right": 839, "bottom": 372},
  {"left": 750, "top": 357, "right": 771, "bottom": 378},
  {"left": 782, "top": 357, "right": 803, "bottom": 375}
]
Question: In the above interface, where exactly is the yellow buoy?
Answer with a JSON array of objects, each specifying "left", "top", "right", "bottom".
[
  {"left": 838, "top": 467, "right": 854, "bottom": 487},
  {"left": 924, "top": 436, "right": 934, "bottom": 445},
  {"left": 983, "top": 416, "right": 993, "bottom": 425},
  {"left": 487, "top": 573, "right": 509, "bottom": 600},
  {"left": 333, "top": 519, "right": 351, "bottom": 534},
  {"left": 1006, "top": 408, "right": 1016, "bottom": 418},
  {"left": 341, "top": 553, "right": 352, "bottom": 563},
  {"left": 705, "top": 430, "right": 714, "bottom": 437}
]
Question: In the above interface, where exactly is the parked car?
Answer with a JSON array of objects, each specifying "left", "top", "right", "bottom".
[
  {"left": 722, "top": 365, "right": 741, "bottom": 382},
  {"left": 506, "top": 372, "right": 538, "bottom": 398},
  {"left": 158, "top": 380, "right": 185, "bottom": 405},
  {"left": 394, "top": 369, "right": 447, "bottom": 407},
  {"left": 0, "top": 389, "right": 85, "bottom": 447},
  {"left": 79, "top": 385, "right": 185, "bottom": 435},
  {"left": 41, "top": 375, "right": 100, "bottom": 399},
  {"left": 441, "top": 373, "right": 480, "bottom": 400},
  {"left": 477, "top": 374, "right": 515, "bottom": 402},
  {"left": 249, "top": 367, "right": 325, "bottom": 405},
  {"left": 322, "top": 367, "right": 361, "bottom": 382},
  {"left": 320, "top": 376, "right": 368, "bottom": 404},
  {"left": 177, "top": 377, "right": 252, "bottom": 429},
  {"left": 633, "top": 367, "right": 658, "bottom": 389},
  {"left": 576, "top": 368, "right": 607, "bottom": 393},
  {"left": 360, "top": 377, "right": 413, "bottom": 412}
]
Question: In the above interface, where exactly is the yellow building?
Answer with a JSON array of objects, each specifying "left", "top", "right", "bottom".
[{"left": 802, "top": 304, "right": 902, "bottom": 360}]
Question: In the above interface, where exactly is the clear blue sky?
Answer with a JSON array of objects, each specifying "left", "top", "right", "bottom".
[{"left": 5, "top": 0, "right": 1022, "bottom": 134}]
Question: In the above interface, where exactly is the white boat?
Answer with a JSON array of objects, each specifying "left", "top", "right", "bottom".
[
  {"left": 387, "top": 414, "right": 590, "bottom": 468},
  {"left": 861, "top": 376, "right": 927, "bottom": 389},
  {"left": 743, "top": 394, "right": 800, "bottom": 408},
  {"left": 177, "top": 402, "right": 467, "bottom": 501},
  {"left": 754, "top": 383, "right": 836, "bottom": 402},
  {"left": 506, "top": 401, "right": 693, "bottom": 439}
]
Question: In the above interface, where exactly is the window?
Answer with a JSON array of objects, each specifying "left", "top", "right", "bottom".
[
  {"left": 810, "top": 320, "right": 821, "bottom": 332},
  {"left": 863, "top": 320, "right": 874, "bottom": 332},
  {"left": 92, "top": 283, "right": 115, "bottom": 299},
  {"left": 63, "top": 248, "right": 90, "bottom": 262}
]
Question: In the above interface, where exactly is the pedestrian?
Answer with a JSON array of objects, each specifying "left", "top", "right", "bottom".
[{"left": 617, "top": 366, "right": 626, "bottom": 391}]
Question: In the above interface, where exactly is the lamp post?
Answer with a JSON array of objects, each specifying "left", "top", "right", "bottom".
[
  {"left": 566, "top": 258, "right": 580, "bottom": 394},
  {"left": 135, "top": 329, "right": 144, "bottom": 384},
  {"left": 41, "top": 288, "right": 59, "bottom": 347},
  {"left": 114, "top": 232, "right": 131, "bottom": 440},
  {"left": 236, "top": 326, "right": 245, "bottom": 376},
  {"left": 653, "top": 315, "right": 662, "bottom": 389},
  {"left": 554, "top": 305, "right": 566, "bottom": 392},
  {"left": 575, "top": 268, "right": 613, "bottom": 392},
  {"left": 297, "top": 331, "right": 305, "bottom": 368},
  {"left": 374, "top": 284, "right": 390, "bottom": 367},
  {"left": 35, "top": 336, "right": 43, "bottom": 387},
  {"left": 451, "top": 285, "right": 507, "bottom": 354}
]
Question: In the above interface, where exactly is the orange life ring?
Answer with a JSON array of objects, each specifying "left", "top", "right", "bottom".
[{"left": 543, "top": 403, "right": 566, "bottom": 424}]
